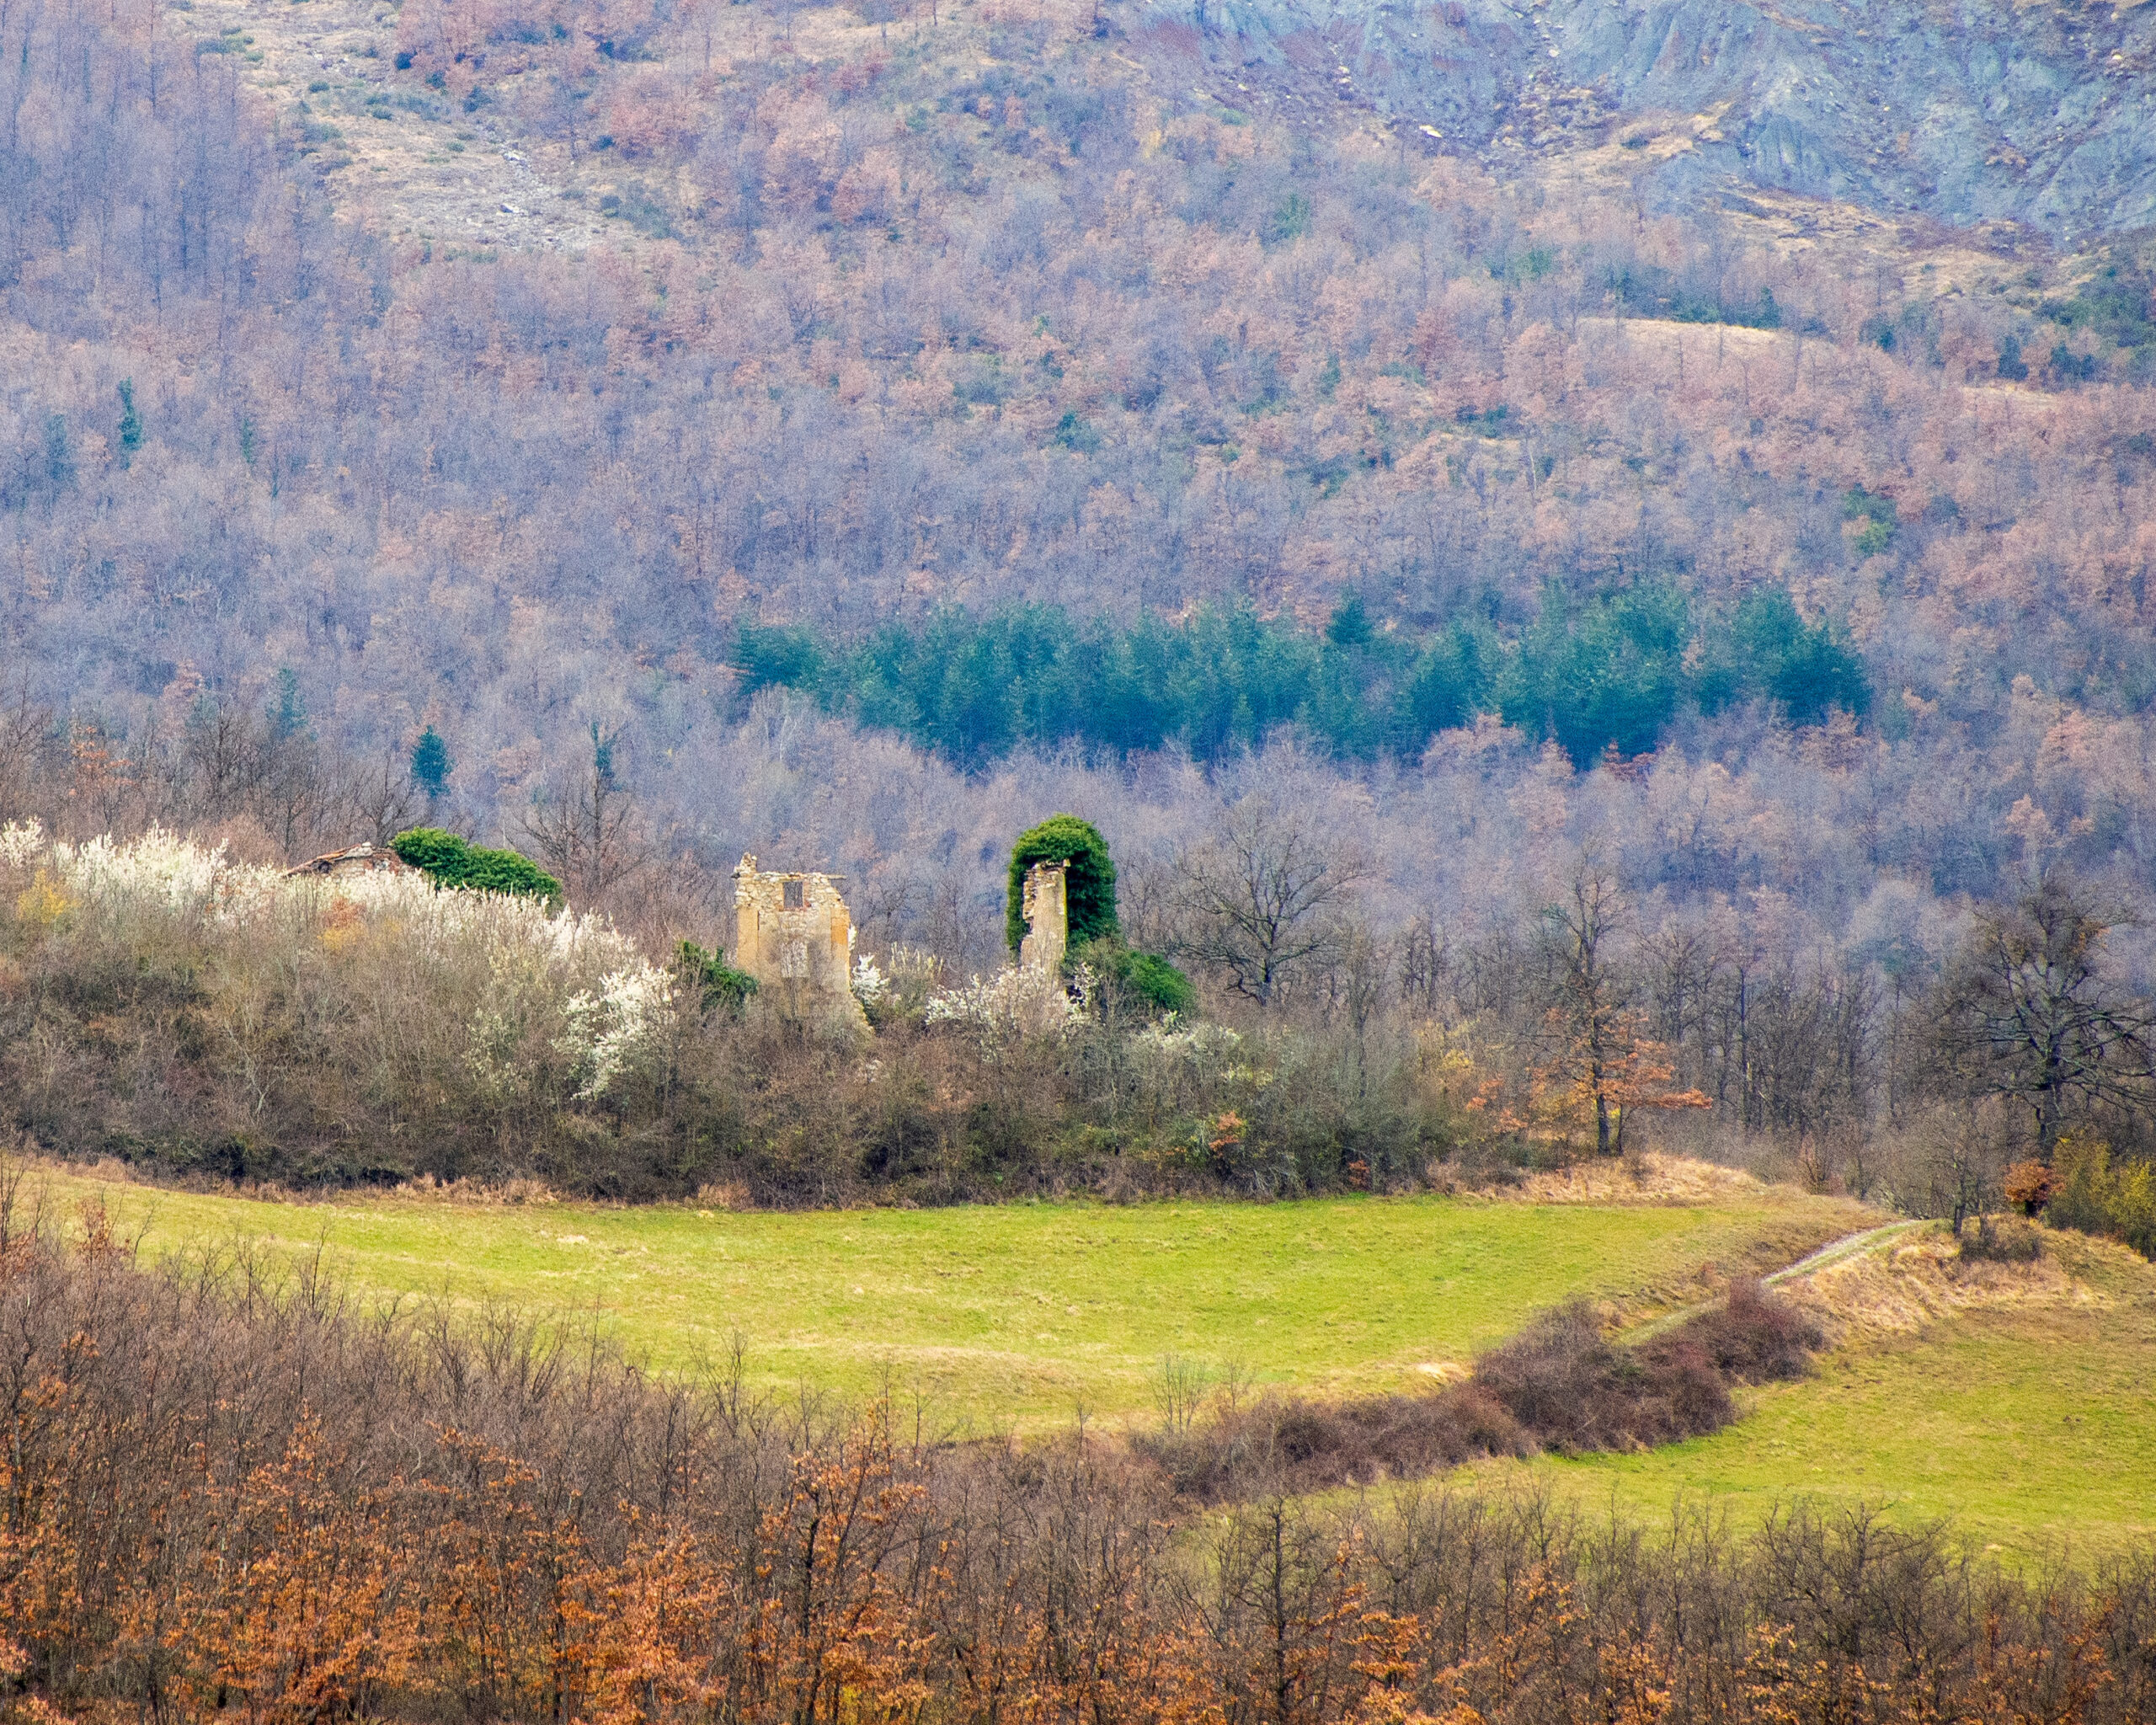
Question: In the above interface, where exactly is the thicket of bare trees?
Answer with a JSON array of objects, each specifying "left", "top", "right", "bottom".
[{"left": 7, "top": 0, "right": 2156, "bottom": 892}]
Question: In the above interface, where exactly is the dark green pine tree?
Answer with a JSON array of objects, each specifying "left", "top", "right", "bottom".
[
  {"left": 410, "top": 727, "right": 451, "bottom": 797},
  {"left": 116, "top": 380, "right": 142, "bottom": 465}
]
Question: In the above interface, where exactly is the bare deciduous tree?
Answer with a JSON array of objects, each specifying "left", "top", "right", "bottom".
[
  {"left": 520, "top": 724, "right": 654, "bottom": 904},
  {"left": 1536, "top": 861, "right": 1629, "bottom": 1156},
  {"left": 0, "top": 680, "right": 52, "bottom": 824},
  {"left": 339, "top": 753, "right": 422, "bottom": 848},
  {"left": 1166, "top": 796, "right": 1369, "bottom": 1005},
  {"left": 1931, "top": 876, "right": 2153, "bottom": 1155}
]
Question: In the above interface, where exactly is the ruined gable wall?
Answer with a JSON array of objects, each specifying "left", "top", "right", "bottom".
[
  {"left": 731, "top": 857, "right": 866, "bottom": 1027},
  {"left": 1019, "top": 861, "right": 1068, "bottom": 972}
]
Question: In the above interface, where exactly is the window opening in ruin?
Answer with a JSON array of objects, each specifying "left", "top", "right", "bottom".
[{"left": 782, "top": 879, "right": 805, "bottom": 911}]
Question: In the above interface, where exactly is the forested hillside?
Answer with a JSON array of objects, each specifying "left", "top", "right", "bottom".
[{"left": 6, "top": 0, "right": 2156, "bottom": 1196}]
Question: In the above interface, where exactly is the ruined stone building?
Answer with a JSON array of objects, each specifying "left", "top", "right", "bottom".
[
  {"left": 732, "top": 855, "right": 869, "bottom": 1029},
  {"left": 1018, "top": 861, "right": 1068, "bottom": 972},
  {"left": 284, "top": 843, "right": 414, "bottom": 883}
]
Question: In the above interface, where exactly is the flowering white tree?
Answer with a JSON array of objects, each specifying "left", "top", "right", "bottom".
[
  {"left": 5, "top": 825, "right": 676, "bottom": 1119},
  {"left": 926, "top": 962, "right": 1092, "bottom": 1044}
]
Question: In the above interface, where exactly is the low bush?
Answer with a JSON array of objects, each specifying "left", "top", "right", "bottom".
[
  {"left": 1074, "top": 936, "right": 1194, "bottom": 1017},
  {"left": 1679, "top": 1276, "right": 1824, "bottom": 1379},
  {"left": 1476, "top": 1300, "right": 1731, "bottom": 1454},
  {"left": 1958, "top": 1215, "right": 2044, "bottom": 1263},
  {"left": 678, "top": 938, "right": 758, "bottom": 1012},
  {"left": 1137, "top": 1281, "right": 1817, "bottom": 1500},
  {"left": 391, "top": 825, "right": 562, "bottom": 900}
]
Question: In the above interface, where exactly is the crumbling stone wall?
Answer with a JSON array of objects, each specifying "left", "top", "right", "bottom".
[
  {"left": 284, "top": 843, "right": 414, "bottom": 882},
  {"left": 1019, "top": 861, "right": 1068, "bottom": 972},
  {"left": 732, "top": 856, "right": 867, "bottom": 1029}
]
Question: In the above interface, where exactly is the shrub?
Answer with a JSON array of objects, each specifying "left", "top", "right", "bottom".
[
  {"left": 677, "top": 940, "right": 757, "bottom": 1014},
  {"left": 392, "top": 827, "right": 561, "bottom": 901},
  {"left": 1959, "top": 1215, "right": 2043, "bottom": 1263},
  {"left": 1679, "top": 1279, "right": 1822, "bottom": 1381},
  {"left": 1006, "top": 814, "right": 1118, "bottom": 953},
  {"left": 0, "top": 825, "right": 664, "bottom": 1184},
  {"left": 2042, "top": 1133, "right": 2156, "bottom": 1258},
  {"left": 1139, "top": 1284, "right": 1815, "bottom": 1501},
  {"left": 1476, "top": 1301, "right": 1731, "bottom": 1453},
  {"left": 1074, "top": 937, "right": 1194, "bottom": 1017},
  {"left": 2003, "top": 1158, "right": 2056, "bottom": 1215}
]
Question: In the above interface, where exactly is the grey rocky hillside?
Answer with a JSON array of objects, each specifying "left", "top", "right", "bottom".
[{"left": 1159, "top": 0, "right": 2156, "bottom": 234}]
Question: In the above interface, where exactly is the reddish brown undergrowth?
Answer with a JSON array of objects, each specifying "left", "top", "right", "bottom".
[{"left": 1136, "top": 1281, "right": 1822, "bottom": 1502}]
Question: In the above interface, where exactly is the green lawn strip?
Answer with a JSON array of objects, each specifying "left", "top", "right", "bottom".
[
  {"left": 35, "top": 1168, "right": 1868, "bottom": 1430},
  {"left": 1519, "top": 1238, "right": 2156, "bottom": 1558}
]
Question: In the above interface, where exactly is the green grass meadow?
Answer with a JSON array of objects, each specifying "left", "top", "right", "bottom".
[
  {"left": 35, "top": 1167, "right": 1865, "bottom": 1429},
  {"left": 33, "top": 1164, "right": 2156, "bottom": 1554},
  {"left": 1528, "top": 1236, "right": 2156, "bottom": 1557}
]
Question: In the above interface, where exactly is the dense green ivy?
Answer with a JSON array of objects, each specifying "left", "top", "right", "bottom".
[
  {"left": 391, "top": 828, "right": 562, "bottom": 902},
  {"left": 677, "top": 941, "right": 759, "bottom": 1014},
  {"left": 1006, "top": 814, "right": 1118, "bottom": 955}
]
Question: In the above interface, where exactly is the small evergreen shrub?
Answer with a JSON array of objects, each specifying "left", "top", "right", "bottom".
[
  {"left": 677, "top": 941, "right": 758, "bottom": 1014},
  {"left": 1075, "top": 937, "right": 1194, "bottom": 1017},
  {"left": 392, "top": 828, "right": 561, "bottom": 902}
]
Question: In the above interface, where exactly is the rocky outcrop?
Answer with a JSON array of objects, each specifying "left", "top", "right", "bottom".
[{"left": 1143, "top": 0, "right": 2156, "bottom": 235}]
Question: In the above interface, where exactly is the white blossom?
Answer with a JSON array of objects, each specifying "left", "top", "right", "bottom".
[
  {"left": 926, "top": 961, "right": 1091, "bottom": 1042},
  {"left": 0, "top": 820, "right": 45, "bottom": 869},
  {"left": 1133, "top": 1016, "right": 1245, "bottom": 1060},
  {"left": 55, "top": 827, "right": 231, "bottom": 912},
  {"left": 558, "top": 964, "right": 674, "bottom": 1098},
  {"left": 851, "top": 953, "right": 887, "bottom": 1003},
  {"left": 291, "top": 866, "right": 643, "bottom": 975}
]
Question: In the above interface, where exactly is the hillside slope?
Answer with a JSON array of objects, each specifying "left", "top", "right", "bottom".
[
  {"left": 1177, "top": 0, "right": 2156, "bottom": 234},
  {"left": 1551, "top": 1225, "right": 2156, "bottom": 1554}
]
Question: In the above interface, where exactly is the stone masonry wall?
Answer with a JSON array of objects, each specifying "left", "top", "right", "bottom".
[
  {"left": 1019, "top": 860, "right": 1068, "bottom": 973},
  {"left": 731, "top": 856, "right": 868, "bottom": 1028}
]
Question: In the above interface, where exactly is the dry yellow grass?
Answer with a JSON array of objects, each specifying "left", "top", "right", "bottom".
[
  {"left": 1778, "top": 1222, "right": 2125, "bottom": 1348},
  {"left": 1502, "top": 1151, "right": 1789, "bottom": 1208}
]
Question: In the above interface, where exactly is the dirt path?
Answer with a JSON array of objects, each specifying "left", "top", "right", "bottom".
[
  {"left": 1760, "top": 1220, "right": 1924, "bottom": 1286},
  {"left": 168, "top": 0, "right": 612, "bottom": 252},
  {"left": 1621, "top": 1220, "right": 1926, "bottom": 1342}
]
